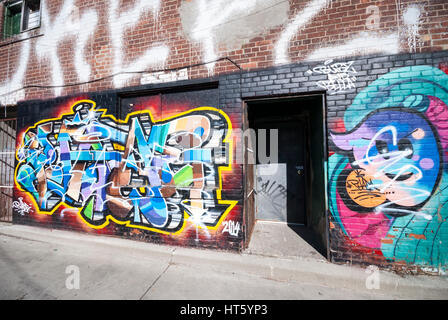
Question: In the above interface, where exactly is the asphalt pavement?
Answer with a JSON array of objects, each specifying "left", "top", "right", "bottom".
[{"left": 0, "top": 222, "right": 447, "bottom": 300}]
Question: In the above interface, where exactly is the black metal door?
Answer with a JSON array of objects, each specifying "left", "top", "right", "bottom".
[
  {"left": 254, "top": 116, "right": 307, "bottom": 225},
  {"left": 279, "top": 119, "right": 306, "bottom": 224}
]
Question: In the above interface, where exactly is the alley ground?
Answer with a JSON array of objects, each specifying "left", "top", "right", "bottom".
[{"left": 0, "top": 222, "right": 447, "bottom": 300}]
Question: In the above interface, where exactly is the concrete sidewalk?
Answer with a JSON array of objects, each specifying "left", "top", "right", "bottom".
[{"left": 0, "top": 222, "right": 447, "bottom": 300}]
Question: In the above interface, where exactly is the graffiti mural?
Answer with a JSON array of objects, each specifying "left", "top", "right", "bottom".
[
  {"left": 329, "top": 65, "right": 448, "bottom": 269},
  {"left": 14, "top": 100, "right": 237, "bottom": 236}
]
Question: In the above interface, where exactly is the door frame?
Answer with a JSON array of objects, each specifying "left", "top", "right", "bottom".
[{"left": 242, "top": 92, "right": 330, "bottom": 259}]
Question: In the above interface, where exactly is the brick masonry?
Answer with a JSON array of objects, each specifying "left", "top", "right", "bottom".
[
  {"left": 3, "top": 0, "right": 448, "bottom": 273},
  {"left": 1, "top": 0, "right": 448, "bottom": 103},
  {"left": 231, "top": 50, "right": 448, "bottom": 273}
]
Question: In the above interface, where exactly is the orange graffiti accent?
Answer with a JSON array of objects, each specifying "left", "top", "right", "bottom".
[
  {"left": 381, "top": 238, "right": 394, "bottom": 244},
  {"left": 345, "top": 169, "right": 386, "bottom": 208},
  {"left": 409, "top": 233, "right": 426, "bottom": 240}
]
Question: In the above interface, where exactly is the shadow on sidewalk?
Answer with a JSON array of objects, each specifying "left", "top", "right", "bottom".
[{"left": 245, "top": 221, "right": 327, "bottom": 260}]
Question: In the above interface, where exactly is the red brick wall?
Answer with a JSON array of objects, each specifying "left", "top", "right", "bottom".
[
  {"left": 0, "top": 0, "right": 447, "bottom": 105},
  {"left": 8, "top": 0, "right": 448, "bottom": 270}
]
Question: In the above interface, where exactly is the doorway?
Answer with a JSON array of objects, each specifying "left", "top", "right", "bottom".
[
  {"left": 245, "top": 94, "right": 328, "bottom": 258},
  {"left": 252, "top": 113, "right": 307, "bottom": 224}
]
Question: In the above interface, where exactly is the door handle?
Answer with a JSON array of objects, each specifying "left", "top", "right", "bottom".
[{"left": 296, "top": 165, "right": 304, "bottom": 175}]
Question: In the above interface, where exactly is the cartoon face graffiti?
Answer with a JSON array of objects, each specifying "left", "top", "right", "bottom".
[
  {"left": 331, "top": 108, "right": 441, "bottom": 215},
  {"left": 328, "top": 65, "right": 448, "bottom": 267}
]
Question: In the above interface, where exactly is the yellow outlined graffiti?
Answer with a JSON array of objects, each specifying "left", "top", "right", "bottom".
[{"left": 14, "top": 99, "right": 237, "bottom": 235}]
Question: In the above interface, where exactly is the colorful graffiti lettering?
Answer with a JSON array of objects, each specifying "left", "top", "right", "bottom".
[
  {"left": 14, "top": 100, "right": 236, "bottom": 234},
  {"left": 329, "top": 65, "right": 448, "bottom": 268}
]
